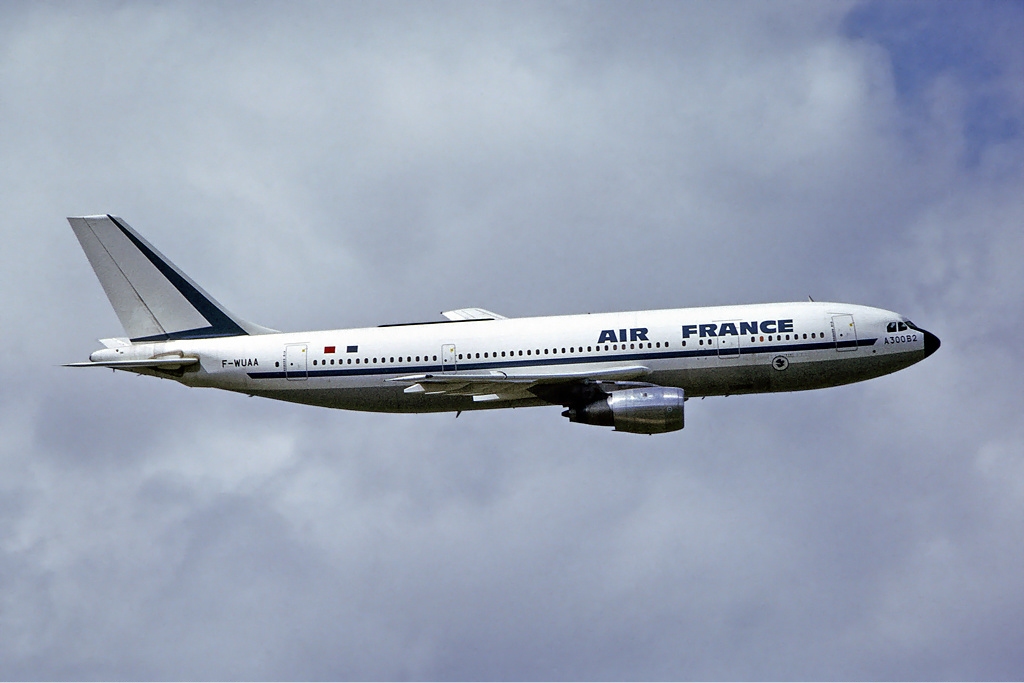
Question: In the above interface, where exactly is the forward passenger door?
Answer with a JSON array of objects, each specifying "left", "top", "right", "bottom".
[{"left": 831, "top": 315, "right": 857, "bottom": 352}]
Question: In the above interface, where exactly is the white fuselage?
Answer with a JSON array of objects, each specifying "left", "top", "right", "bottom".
[{"left": 92, "top": 301, "right": 934, "bottom": 414}]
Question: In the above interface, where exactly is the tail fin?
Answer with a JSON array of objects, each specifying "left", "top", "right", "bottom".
[{"left": 68, "top": 215, "right": 273, "bottom": 342}]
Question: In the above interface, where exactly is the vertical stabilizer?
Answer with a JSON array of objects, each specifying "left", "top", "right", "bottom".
[{"left": 68, "top": 215, "right": 269, "bottom": 342}]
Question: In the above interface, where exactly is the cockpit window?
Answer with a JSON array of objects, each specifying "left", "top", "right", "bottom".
[{"left": 887, "top": 321, "right": 910, "bottom": 333}]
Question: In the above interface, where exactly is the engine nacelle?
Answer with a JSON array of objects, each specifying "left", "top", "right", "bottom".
[{"left": 562, "top": 387, "right": 685, "bottom": 434}]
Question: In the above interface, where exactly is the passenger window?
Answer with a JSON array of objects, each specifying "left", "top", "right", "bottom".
[
  {"left": 501, "top": 352, "right": 506, "bottom": 357},
  {"left": 432, "top": 355, "right": 437, "bottom": 361},
  {"left": 527, "top": 350, "right": 531, "bottom": 355},
  {"left": 356, "top": 359, "right": 360, "bottom": 364},
  {"left": 275, "top": 361, "right": 280, "bottom": 367}
]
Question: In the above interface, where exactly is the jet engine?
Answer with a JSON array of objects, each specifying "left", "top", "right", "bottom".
[{"left": 562, "top": 387, "right": 685, "bottom": 434}]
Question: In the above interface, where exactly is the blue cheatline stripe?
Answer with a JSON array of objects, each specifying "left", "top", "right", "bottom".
[
  {"left": 131, "top": 326, "right": 250, "bottom": 342},
  {"left": 247, "top": 338, "right": 878, "bottom": 380},
  {"left": 109, "top": 215, "right": 248, "bottom": 342}
]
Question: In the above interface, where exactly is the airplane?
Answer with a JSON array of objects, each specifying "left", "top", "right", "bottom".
[{"left": 65, "top": 215, "right": 940, "bottom": 434}]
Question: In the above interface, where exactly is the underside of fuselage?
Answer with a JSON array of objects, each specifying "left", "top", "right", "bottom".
[{"left": 220, "top": 347, "right": 927, "bottom": 414}]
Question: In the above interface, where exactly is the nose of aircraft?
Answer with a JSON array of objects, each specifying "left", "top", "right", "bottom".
[{"left": 923, "top": 329, "right": 941, "bottom": 358}]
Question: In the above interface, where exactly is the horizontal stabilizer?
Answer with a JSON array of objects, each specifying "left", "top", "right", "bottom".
[
  {"left": 441, "top": 308, "right": 508, "bottom": 321},
  {"left": 64, "top": 357, "right": 199, "bottom": 370}
]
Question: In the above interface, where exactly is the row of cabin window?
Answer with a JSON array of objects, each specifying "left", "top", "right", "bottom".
[
  {"left": 692, "top": 332, "right": 827, "bottom": 346},
  {"left": 307, "top": 355, "right": 439, "bottom": 366},
  {"left": 293, "top": 333, "right": 835, "bottom": 368},
  {"left": 297, "top": 341, "right": 676, "bottom": 368},
  {"left": 457, "top": 341, "right": 672, "bottom": 360}
]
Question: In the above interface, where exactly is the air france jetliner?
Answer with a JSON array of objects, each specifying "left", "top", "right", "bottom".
[{"left": 66, "top": 215, "right": 940, "bottom": 434}]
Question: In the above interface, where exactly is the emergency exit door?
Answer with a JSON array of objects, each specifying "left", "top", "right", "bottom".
[
  {"left": 716, "top": 332, "right": 740, "bottom": 358},
  {"left": 441, "top": 344, "right": 457, "bottom": 372}
]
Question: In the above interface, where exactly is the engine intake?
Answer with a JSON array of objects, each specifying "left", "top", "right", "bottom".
[{"left": 562, "top": 387, "right": 685, "bottom": 434}]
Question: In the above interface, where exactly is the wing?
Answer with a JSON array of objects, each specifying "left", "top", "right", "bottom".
[{"left": 385, "top": 364, "right": 653, "bottom": 403}]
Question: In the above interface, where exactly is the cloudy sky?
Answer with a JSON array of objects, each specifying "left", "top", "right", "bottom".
[{"left": 1, "top": 1, "right": 1022, "bottom": 679}]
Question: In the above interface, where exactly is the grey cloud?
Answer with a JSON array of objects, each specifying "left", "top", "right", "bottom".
[{"left": 1, "top": 1, "right": 1023, "bottom": 679}]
